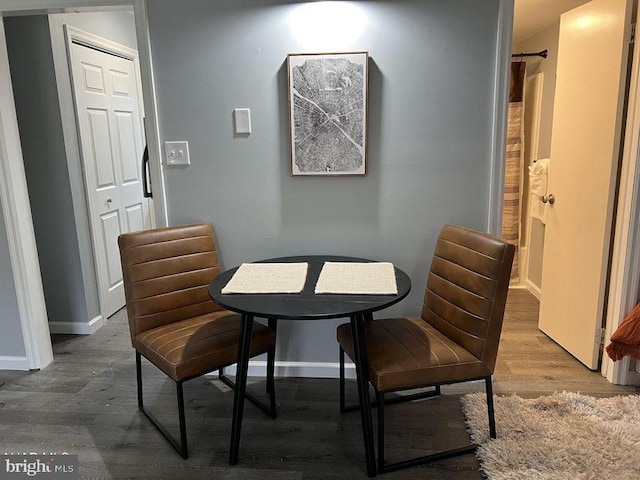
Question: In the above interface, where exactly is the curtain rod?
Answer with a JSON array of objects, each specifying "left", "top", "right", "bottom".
[{"left": 512, "top": 49, "right": 548, "bottom": 59}]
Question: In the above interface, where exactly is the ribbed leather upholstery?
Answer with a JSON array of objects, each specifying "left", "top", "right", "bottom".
[
  {"left": 337, "top": 224, "right": 514, "bottom": 392},
  {"left": 119, "top": 223, "right": 275, "bottom": 382}
]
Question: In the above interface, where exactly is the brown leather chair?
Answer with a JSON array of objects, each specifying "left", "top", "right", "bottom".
[
  {"left": 337, "top": 224, "right": 514, "bottom": 473},
  {"left": 118, "top": 223, "right": 276, "bottom": 459}
]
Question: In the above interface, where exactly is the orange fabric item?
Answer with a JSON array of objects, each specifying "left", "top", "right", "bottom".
[{"left": 606, "top": 303, "right": 640, "bottom": 361}]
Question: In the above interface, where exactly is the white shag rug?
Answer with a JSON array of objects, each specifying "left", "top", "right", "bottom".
[{"left": 461, "top": 391, "right": 640, "bottom": 480}]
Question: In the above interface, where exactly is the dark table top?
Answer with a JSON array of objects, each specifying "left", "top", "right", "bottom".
[{"left": 208, "top": 255, "right": 411, "bottom": 320}]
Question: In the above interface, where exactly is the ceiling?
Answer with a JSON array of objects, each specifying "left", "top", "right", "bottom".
[{"left": 513, "top": 0, "right": 591, "bottom": 45}]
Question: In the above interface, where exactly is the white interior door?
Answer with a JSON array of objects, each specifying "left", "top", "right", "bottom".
[
  {"left": 69, "top": 40, "right": 150, "bottom": 318},
  {"left": 538, "top": 0, "right": 633, "bottom": 369}
]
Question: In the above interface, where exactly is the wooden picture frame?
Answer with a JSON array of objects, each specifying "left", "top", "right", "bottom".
[{"left": 287, "top": 51, "right": 369, "bottom": 176}]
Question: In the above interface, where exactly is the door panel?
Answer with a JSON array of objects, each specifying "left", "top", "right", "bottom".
[
  {"left": 115, "top": 112, "right": 139, "bottom": 183},
  {"left": 87, "top": 109, "right": 116, "bottom": 188},
  {"left": 538, "top": 0, "right": 633, "bottom": 369},
  {"left": 125, "top": 204, "right": 144, "bottom": 233},
  {"left": 101, "top": 210, "right": 122, "bottom": 287},
  {"left": 80, "top": 62, "right": 103, "bottom": 92},
  {"left": 70, "top": 40, "right": 149, "bottom": 318},
  {"left": 110, "top": 69, "right": 130, "bottom": 97}
]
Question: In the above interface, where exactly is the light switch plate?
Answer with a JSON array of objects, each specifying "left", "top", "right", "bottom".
[
  {"left": 234, "top": 108, "right": 251, "bottom": 134},
  {"left": 164, "top": 141, "right": 190, "bottom": 166}
]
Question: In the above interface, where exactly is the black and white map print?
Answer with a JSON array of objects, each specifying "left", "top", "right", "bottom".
[{"left": 290, "top": 53, "right": 367, "bottom": 175}]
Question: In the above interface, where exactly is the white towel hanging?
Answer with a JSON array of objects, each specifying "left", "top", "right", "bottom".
[{"left": 529, "top": 158, "right": 550, "bottom": 223}]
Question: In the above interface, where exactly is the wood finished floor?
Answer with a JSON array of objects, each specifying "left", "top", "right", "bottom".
[{"left": 0, "top": 289, "right": 638, "bottom": 479}]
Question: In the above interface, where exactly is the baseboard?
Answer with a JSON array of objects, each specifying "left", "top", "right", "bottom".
[
  {"left": 525, "top": 279, "right": 542, "bottom": 300},
  {"left": 209, "top": 360, "right": 357, "bottom": 379},
  {"left": 509, "top": 284, "right": 527, "bottom": 290},
  {"left": 0, "top": 355, "right": 30, "bottom": 370},
  {"left": 48, "top": 315, "right": 104, "bottom": 335}
]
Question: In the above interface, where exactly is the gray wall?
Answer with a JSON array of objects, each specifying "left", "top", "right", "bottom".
[
  {"left": 5, "top": 15, "right": 91, "bottom": 327},
  {"left": 0, "top": 196, "right": 26, "bottom": 358},
  {"left": 147, "top": 0, "right": 502, "bottom": 366},
  {"left": 50, "top": 11, "right": 138, "bottom": 51},
  {"left": 3, "top": 10, "right": 137, "bottom": 328}
]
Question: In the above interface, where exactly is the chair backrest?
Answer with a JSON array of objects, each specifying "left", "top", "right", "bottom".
[
  {"left": 118, "top": 223, "right": 223, "bottom": 342},
  {"left": 422, "top": 224, "right": 515, "bottom": 372}
]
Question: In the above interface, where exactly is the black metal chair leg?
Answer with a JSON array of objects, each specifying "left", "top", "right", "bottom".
[
  {"left": 339, "top": 347, "right": 346, "bottom": 413},
  {"left": 176, "top": 382, "right": 188, "bottom": 454},
  {"left": 373, "top": 378, "right": 493, "bottom": 473},
  {"left": 377, "top": 390, "right": 385, "bottom": 473},
  {"left": 342, "top": 387, "right": 441, "bottom": 412},
  {"left": 136, "top": 351, "right": 144, "bottom": 409},
  {"left": 135, "top": 352, "right": 189, "bottom": 459},
  {"left": 485, "top": 376, "right": 496, "bottom": 438}
]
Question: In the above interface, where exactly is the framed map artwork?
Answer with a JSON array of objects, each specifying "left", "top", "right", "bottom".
[{"left": 287, "top": 52, "right": 369, "bottom": 176}]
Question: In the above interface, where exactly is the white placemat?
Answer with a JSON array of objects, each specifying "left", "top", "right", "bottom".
[
  {"left": 314, "top": 262, "right": 398, "bottom": 295},
  {"left": 221, "top": 262, "right": 308, "bottom": 294}
]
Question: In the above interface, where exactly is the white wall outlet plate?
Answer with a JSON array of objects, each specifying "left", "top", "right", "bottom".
[{"left": 164, "top": 141, "right": 190, "bottom": 166}]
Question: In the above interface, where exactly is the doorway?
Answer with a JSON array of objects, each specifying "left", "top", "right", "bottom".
[
  {"left": 0, "top": 6, "right": 156, "bottom": 368},
  {"left": 506, "top": 0, "right": 638, "bottom": 377},
  {"left": 507, "top": 0, "right": 592, "bottom": 292}
]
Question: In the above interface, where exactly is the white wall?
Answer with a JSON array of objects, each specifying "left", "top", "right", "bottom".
[{"left": 146, "top": 0, "right": 504, "bottom": 373}]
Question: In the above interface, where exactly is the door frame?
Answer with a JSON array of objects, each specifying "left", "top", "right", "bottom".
[
  {"left": 488, "top": 0, "right": 514, "bottom": 236},
  {"left": 64, "top": 24, "right": 147, "bottom": 323},
  {"left": 0, "top": 0, "right": 167, "bottom": 369},
  {"left": 0, "top": 19, "right": 51, "bottom": 369},
  {"left": 602, "top": 11, "right": 640, "bottom": 385}
]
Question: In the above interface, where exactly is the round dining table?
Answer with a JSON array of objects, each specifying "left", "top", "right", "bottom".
[{"left": 209, "top": 255, "right": 411, "bottom": 477}]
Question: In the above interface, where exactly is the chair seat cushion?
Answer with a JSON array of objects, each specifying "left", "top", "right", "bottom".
[
  {"left": 134, "top": 311, "right": 275, "bottom": 381},
  {"left": 337, "top": 317, "right": 491, "bottom": 392}
]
